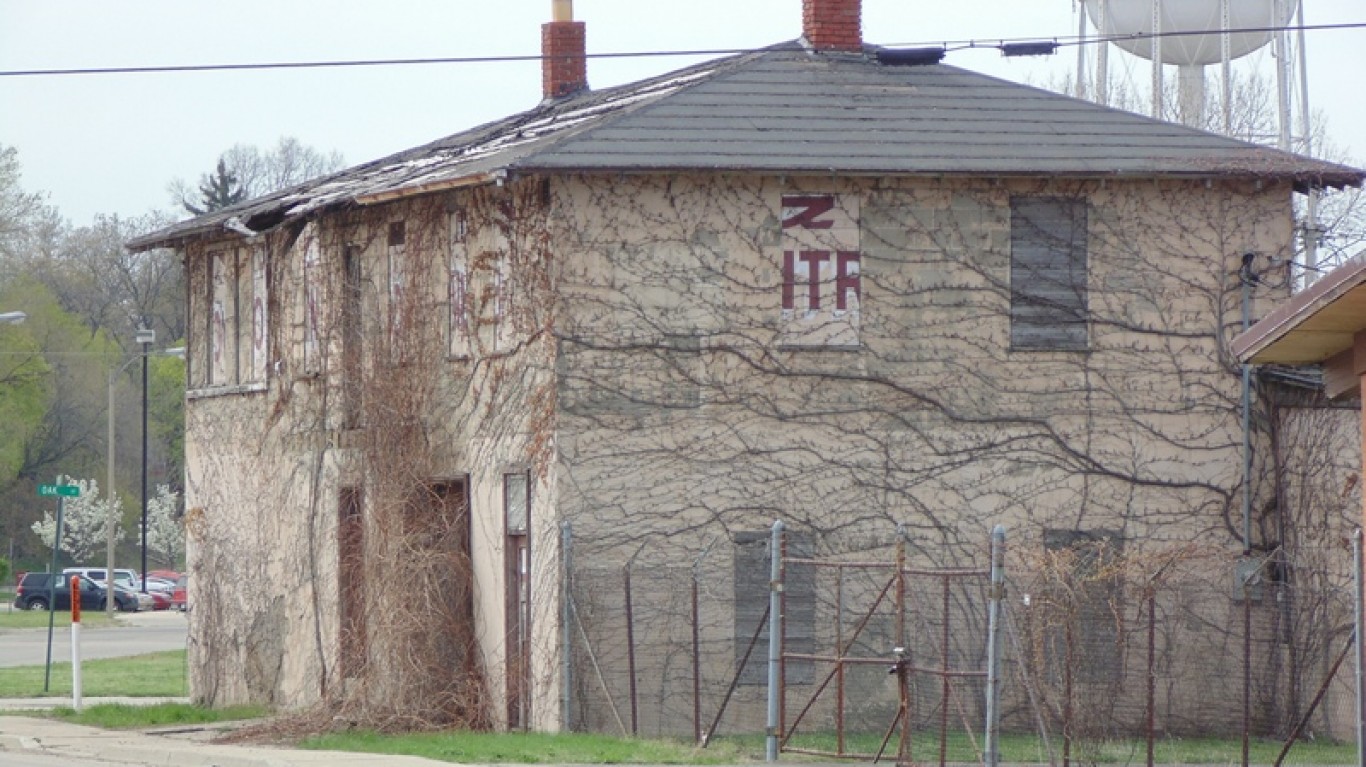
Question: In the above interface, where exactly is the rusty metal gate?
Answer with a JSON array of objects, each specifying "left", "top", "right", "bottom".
[{"left": 774, "top": 526, "right": 999, "bottom": 765}]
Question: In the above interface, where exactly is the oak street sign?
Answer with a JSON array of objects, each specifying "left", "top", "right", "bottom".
[{"left": 37, "top": 484, "right": 80, "bottom": 498}]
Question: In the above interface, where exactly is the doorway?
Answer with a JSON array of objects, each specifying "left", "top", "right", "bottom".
[{"left": 504, "top": 471, "right": 531, "bottom": 729}]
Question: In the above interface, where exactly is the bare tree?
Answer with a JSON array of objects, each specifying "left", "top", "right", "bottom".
[
  {"left": 169, "top": 136, "right": 345, "bottom": 214},
  {"left": 0, "top": 144, "right": 60, "bottom": 275}
]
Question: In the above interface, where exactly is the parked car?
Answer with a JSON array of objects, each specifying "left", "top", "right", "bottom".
[
  {"left": 145, "top": 576, "right": 177, "bottom": 594},
  {"left": 146, "top": 589, "right": 172, "bottom": 610},
  {"left": 62, "top": 567, "right": 141, "bottom": 592},
  {"left": 127, "top": 589, "right": 155, "bottom": 611},
  {"left": 172, "top": 574, "right": 188, "bottom": 611},
  {"left": 14, "top": 572, "right": 138, "bottom": 612}
]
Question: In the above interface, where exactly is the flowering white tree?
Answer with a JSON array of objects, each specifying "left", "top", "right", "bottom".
[
  {"left": 30, "top": 476, "right": 123, "bottom": 564},
  {"left": 140, "top": 484, "right": 183, "bottom": 568}
]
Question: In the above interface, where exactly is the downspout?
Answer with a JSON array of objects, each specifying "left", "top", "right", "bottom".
[
  {"left": 1240, "top": 255, "right": 1256, "bottom": 765},
  {"left": 561, "top": 521, "right": 573, "bottom": 731},
  {"left": 1241, "top": 253, "right": 1255, "bottom": 555}
]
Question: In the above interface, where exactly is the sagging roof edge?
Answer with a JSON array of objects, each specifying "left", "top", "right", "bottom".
[
  {"left": 128, "top": 164, "right": 1362, "bottom": 255},
  {"left": 126, "top": 170, "right": 511, "bottom": 253}
]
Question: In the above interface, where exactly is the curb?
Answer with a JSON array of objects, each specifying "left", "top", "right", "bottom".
[
  {"left": 0, "top": 733, "right": 37, "bottom": 752},
  {"left": 0, "top": 716, "right": 462, "bottom": 766}
]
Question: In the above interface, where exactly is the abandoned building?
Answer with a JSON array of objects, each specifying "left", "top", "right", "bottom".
[{"left": 130, "top": 0, "right": 1363, "bottom": 740}]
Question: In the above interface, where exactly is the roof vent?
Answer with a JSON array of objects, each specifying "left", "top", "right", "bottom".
[
  {"left": 876, "top": 47, "right": 946, "bottom": 66},
  {"left": 1001, "top": 41, "right": 1059, "bottom": 58},
  {"left": 803, "top": 0, "right": 862, "bottom": 53},
  {"left": 542, "top": 0, "right": 588, "bottom": 99}
]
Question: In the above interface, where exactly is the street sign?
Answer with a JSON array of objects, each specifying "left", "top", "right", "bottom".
[{"left": 37, "top": 484, "right": 80, "bottom": 498}]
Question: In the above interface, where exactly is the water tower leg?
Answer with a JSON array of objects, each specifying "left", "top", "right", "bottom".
[
  {"left": 1220, "top": 0, "right": 1231, "bottom": 133},
  {"left": 1075, "top": 0, "right": 1089, "bottom": 100},
  {"left": 1096, "top": 0, "right": 1109, "bottom": 106},
  {"left": 1151, "top": 0, "right": 1164, "bottom": 120},
  {"left": 1178, "top": 65, "right": 1206, "bottom": 128}
]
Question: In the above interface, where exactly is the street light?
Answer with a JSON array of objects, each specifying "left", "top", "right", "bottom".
[
  {"left": 103, "top": 329, "right": 181, "bottom": 612},
  {"left": 136, "top": 326, "right": 154, "bottom": 595}
]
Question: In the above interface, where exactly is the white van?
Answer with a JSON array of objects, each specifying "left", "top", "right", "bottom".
[
  {"left": 63, "top": 567, "right": 154, "bottom": 610},
  {"left": 62, "top": 567, "right": 140, "bottom": 591}
]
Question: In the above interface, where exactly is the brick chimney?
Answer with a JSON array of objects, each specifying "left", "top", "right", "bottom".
[
  {"left": 542, "top": 0, "right": 587, "bottom": 99},
  {"left": 803, "top": 0, "right": 863, "bottom": 53}
]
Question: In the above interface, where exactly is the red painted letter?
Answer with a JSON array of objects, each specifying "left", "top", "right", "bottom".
[{"left": 836, "top": 251, "right": 860, "bottom": 311}]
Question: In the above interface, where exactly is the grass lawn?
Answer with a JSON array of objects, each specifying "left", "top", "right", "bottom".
[
  {"left": 301, "top": 730, "right": 752, "bottom": 764},
  {"left": 44, "top": 701, "right": 268, "bottom": 729},
  {"left": 773, "top": 730, "right": 1357, "bottom": 765},
  {"left": 298, "top": 727, "right": 1358, "bottom": 765},
  {"left": 0, "top": 649, "right": 187, "bottom": 698}
]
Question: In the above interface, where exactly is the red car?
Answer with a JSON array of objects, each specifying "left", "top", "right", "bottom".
[
  {"left": 147, "top": 590, "right": 172, "bottom": 610},
  {"left": 172, "top": 575, "right": 188, "bottom": 611}
]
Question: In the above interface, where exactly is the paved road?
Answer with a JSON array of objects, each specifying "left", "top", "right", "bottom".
[
  {"left": 0, "top": 610, "right": 187, "bottom": 668},
  {"left": 1, "top": 751, "right": 132, "bottom": 766}
]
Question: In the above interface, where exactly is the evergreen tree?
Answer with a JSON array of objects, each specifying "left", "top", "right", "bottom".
[{"left": 184, "top": 159, "right": 246, "bottom": 216}]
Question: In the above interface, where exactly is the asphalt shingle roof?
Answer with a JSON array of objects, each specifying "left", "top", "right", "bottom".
[{"left": 129, "top": 42, "right": 1363, "bottom": 251}]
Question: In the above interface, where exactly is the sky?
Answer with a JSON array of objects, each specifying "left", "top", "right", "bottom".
[{"left": 1, "top": 0, "right": 1363, "bottom": 225}]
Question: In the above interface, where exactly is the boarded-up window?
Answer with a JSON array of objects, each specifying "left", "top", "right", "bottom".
[
  {"left": 303, "top": 235, "right": 323, "bottom": 372},
  {"left": 248, "top": 247, "right": 268, "bottom": 383},
  {"left": 448, "top": 211, "right": 471, "bottom": 358},
  {"left": 208, "top": 250, "right": 236, "bottom": 385},
  {"left": 187, "top": 255, "right": 207, "bottom": 388},
  {"left": 493, "top": 253, "right": 512, "bottom": 352},
  {"left": 233, "top": 250, "right": 252, "bottom": 385},
  {"left": 341, "top": 244, "right": 363, "bottom": 429},
  {"left": 193, "top": 246, "right": 267, "bottom": 390},
  {"left": 388, "top": 221, "right": 407, "bottom": 345},
  {"left": 734, "top": 531, "right": 813, "bottom": 685},
  {"left": 338, "top": 486, "right": 366, "bottom": 680},
  {"left": 1043, "top": 529, "right": 1122, "bottom": 684},
  {"left": 1010, "top": 197, "right": 1088, "bottom": 350}
]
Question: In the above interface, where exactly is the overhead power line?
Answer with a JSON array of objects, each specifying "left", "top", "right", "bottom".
[
  {"left": 938, "top": 21, "right": 1366, "bottom": 55},
  {"left": 0, "top": 49, "right": 752, "bottom": 78},
  {"left": 0, "top": 22, "right": 1362, "bottom": 78}
]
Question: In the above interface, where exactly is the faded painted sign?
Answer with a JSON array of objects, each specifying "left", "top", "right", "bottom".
[{"left": 779, "top": 193, "right": 861, "bottom": 348}]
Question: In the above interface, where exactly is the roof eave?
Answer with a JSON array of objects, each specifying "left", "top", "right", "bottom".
[{"left": 1233, "top": 255, "right": 1366, "bottom": 364}]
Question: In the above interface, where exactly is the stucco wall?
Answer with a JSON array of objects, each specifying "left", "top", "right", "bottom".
[
  {"left": 545, "top": 172, "right": 1313, "bottom": 736},
  {"left": 181, "top": 181, "right": 563, "bottom": 726},
  {"left": 550, "top": 173, "right": 1292, "bottom": 558},
  {"left": 180, "top": 167, "right": 1328, "bottom": 734}
]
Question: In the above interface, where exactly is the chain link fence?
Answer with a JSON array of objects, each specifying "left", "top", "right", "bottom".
[{"left": 562, "top": 524, "right": 1360, "bottom": 766}]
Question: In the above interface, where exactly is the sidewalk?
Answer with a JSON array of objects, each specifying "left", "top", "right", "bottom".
[{"left": 0, "top": 702, "right": 452, "bottom": 766}]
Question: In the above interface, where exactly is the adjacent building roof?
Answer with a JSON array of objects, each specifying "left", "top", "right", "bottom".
[
  {"left": 129, "top": 41, "right": 1364, "bottom": 252},
  {"left": 1232, "top": 255, "right": 1366, "bottom": 365}
]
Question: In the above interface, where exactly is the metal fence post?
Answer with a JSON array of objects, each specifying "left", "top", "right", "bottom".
[
  {"left": 985, "top": 524, "right": 1005, "bottom": 767},
  {"left": 766, "top": 519, "right": 785, "bottom": 762}
]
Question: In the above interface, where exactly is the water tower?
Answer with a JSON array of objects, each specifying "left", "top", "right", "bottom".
[
  {"left": 1077, "top": 0, "right": 1299, "bottom": 143},
  {"left": 1077, "top": 0, "right": 1323, "bottom": 274}
]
